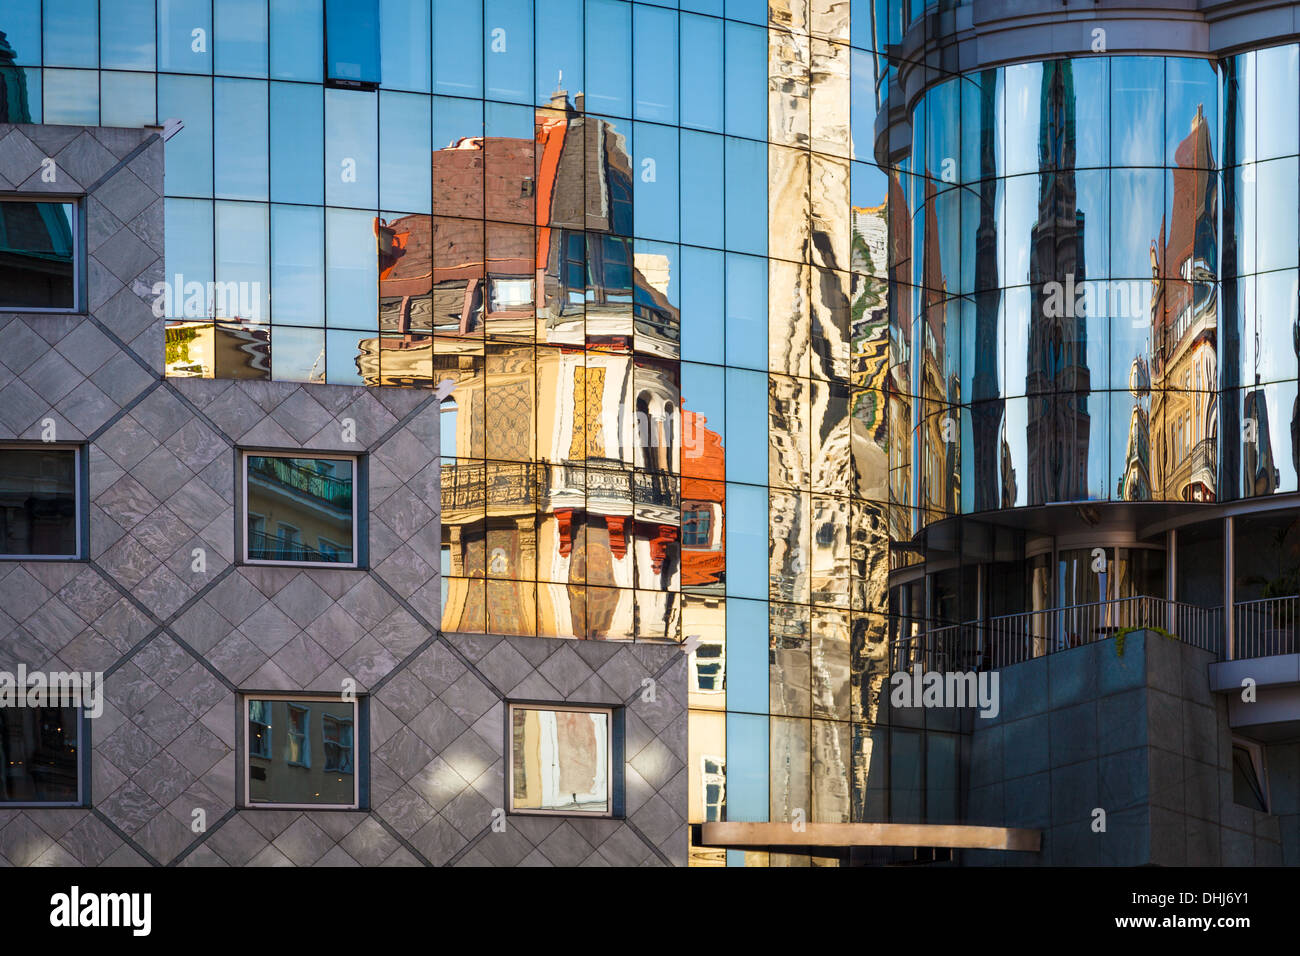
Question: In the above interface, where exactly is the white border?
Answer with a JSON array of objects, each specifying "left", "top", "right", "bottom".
[
  {"left": 0, "top": 443, "right": 82, "bottom": 560},
  {"left": 241, "top": 450, "right": 359, "bottom": 569},
  {"left": 242, "top": 694, "right": 359, "bottom": 810},
  {"left": 506, "top": 702, "right": 615, "bottom": 818}
]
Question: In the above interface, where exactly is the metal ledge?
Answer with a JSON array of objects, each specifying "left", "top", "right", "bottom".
[{"left": 697, "top": 822, "right": 1042, "bottom": 853}]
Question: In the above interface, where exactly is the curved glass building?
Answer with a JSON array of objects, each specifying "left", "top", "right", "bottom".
[{"left": 1, "top": 0, "right": 1298, "bottom": 867}]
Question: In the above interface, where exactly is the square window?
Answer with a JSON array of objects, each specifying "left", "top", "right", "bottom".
[
  {"left": 0, "top": 199, "right": 79, "bottom": 311},
  {"left": 243, "top": 452, "right": 358, "bottom": 566},
  {"left": 0, "top": 445, "right": 81, "bottom": 558},
  {"left": 0, "top": 702, "right": 84, "bottom": 805},
  {"left": 244, "top": 696, "right": 360, "bottom": 808},
  {"left": 508, "top": 703, "right": 618, "bottom": 816}
]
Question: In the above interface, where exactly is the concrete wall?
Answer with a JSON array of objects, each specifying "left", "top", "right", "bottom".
[
  {"left": 965, "top": 631, "right": 1291, "bottom": 865},
  {"left": 0, "top": 123, "right": 688, "bottom": 866}
]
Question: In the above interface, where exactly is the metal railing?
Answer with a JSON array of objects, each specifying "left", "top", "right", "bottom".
[
  {"left": 891, "top": 596, "right": 1224, "bottom": 673},
  {"left": 247, "top": 530, "right": 351, "bottom": 564},
  {"left": 1233, "top": 596, "right": 1299, "bottom": 660}
]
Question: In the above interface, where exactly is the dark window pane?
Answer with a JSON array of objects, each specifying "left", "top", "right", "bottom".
[
  {"left": 246, "top": 455, "right": 355, "bottom": 564},
  {"left": 325, "top": 0, "right": 379, "bottom": 86},
  {"left": 0, "top": 706, "right": 79, "bottom": 803},
  {"left": 0, "top": 201, "right": 75, "bottom": 309},
  {"left": 247, "top": 698, "right": 357, "bottom": 806},
  {"left": 0, "top": 447, "right": 77, "bottom": 557},
  {"left": 1231, "top": 745, "right": 1267, "bottom": 812}
]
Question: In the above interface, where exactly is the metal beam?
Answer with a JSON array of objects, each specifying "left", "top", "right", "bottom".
[{"left": 698, "top": 822, "right": 1042, "bottom": 853}]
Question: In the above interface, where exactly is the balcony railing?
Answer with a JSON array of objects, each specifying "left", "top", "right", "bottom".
[
  {"left": 248, "top": 456, "right": 352, "bottom": 511},
  {"left": 890, "top": 596, "right": 1224, "bottom": 674},
  {"left": 891, "top": 593, "right": 1300, "bottom": 673},
  {"left": 247, "top": 530, "right": 351, "bottom": 564},
  {"left": 1233, "top": 596, "right": 1299, "bottom": 660}
]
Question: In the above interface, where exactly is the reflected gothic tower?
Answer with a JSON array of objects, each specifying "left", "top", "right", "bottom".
[{"left": 1026, "top": 61, "right": 1091, "bottom": 505}]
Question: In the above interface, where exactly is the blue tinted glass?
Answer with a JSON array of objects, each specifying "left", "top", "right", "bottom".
[
  {"left": 1253, "top": 45, "right": 1297, "bottom": 162},
  {"left": 851, "top": 46, "right": 876, "bottom": 162},
  {"left": 159, "top": 0, "right": 213, "bottom": 73},
  {"left": 433, "top": 0, "right": 482, "bottom": 97},
  {"left": 215, "top": 200, "right": 270, "bottom": 321},
  {"left": 434, "top": 94, "right": 482, "bottom": 148},
  {"left": 165, "top": 198, "right": 215, "bottom": 296},
  {"left": 726, "top": 597, "right": 769, "bottom": 715},
  {"left": 682, "top": 360, "right": 725, "bottom": 449},
  {"left": 585, "top": 0, "right": 630, "bottom": 118},
  {"left": 534, "top": 0, "right": 581, "bottom": 107},
  {"left": 681, "top": 0, "right": 721, "bottom": 14},
  {"left": 1111, "top": 56, "right": 1164, "bottom": 167},
  {"left": 725, "top": 367, "right": 768, "bottom": 483},
  {"left": 325, "top": 0, "right": 379, "bottom": 84},
  {"left": 380, "top": 92, "right": 432, "bottom": 213},
  {"left": 271, "top": 81, "right": 323, "bottom": 204},
  {"left": 6, "top": 67, "right": 42, "bottom": 122},
  {"left": 725, "top": 480, "right": 767, "bottom": 597},
  {"left": 725, "top": 0, "right": 766, "bottom": 24},
  {"left": 1165, "top": 55, "right": 1218, "bottom": 166},
  {"left": 214, "top": 0, "right": 267, "bottom": 76},
  {"left": 680, "top": 130, "right": 723, "bottom": 249},
  {"left": 272, "top": 325, "right": 326, "bottom": 381},
  {"left": 723, "top": 712, "right": 768, "bottom": 822},
  {"left": 725, "top": 252, "right": 766, "bottom": 371},
  {"left": 484, "top": 0, "right": 532, "bottom": 104},
  {"left": 634, "top": 122, "right": 678, "bottom": 242},
  {"left": 2, "top": 0, "right": 42, "bottom": 66},
  {"left": 325, "top": 89, "right": 378, "bottom": 208},
  {"left": 100, "top": 71, "right": 157, "bottom": 127},
  {"left": 1255, "top": 157, "right": 1298, "bottom": 272},
  {"left": 326, "top": 328, "right": 366, "bottom": 383},
  {"left": 100, "top": 0, "right": 156, "bottom": 70},
  {"left": 724, "top": 20, "right": 765, "bottom": 140},
  {"left": 681, "top": 247, "right": 724, "bottom": 364},
  {"left": 215, "top": 79, "right": 268, "bottom": 200},
  {"left": 44, "top": 0, "right": 97, "bottom": 67},
  {"left": 725, "top": 137, "right": 766, "bottom": 256},
  {"left": 379, "top": 0, "right": 431, "bottom": 92},
  {"left": 270, "top": 0, "right": 322, "bottom": 80},
  {"left": 272, "top": 204, "right": 325, "bottom": 327},
  {"left": 159, "top": 74, "right": 213, "bottom": 197},
  {"left": 634, "top": 4, "right": 676, "bottom": 124},
  {"left": 326, "top": 207, "right": 378, "bottom": 329},
  {"left": 43, "top": 68, "right": 97, "bottom": 124},
  {"left": 380, "top": 0, "right": 431, "bottom": 92},
  {"left": 680, "top": 14, "right": 722, "bottom": 132}
]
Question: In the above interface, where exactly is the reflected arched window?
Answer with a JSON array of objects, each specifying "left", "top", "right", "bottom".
[{"left": 440, "top": 396, "right": 458, "bottom": 459}]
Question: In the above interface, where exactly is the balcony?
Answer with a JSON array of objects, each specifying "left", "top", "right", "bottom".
[{"left": 890, "top": 595, "right": 1223, "bottom": 675}]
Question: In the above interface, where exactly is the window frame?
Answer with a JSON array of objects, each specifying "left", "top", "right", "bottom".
[
  {"left": 240, "top": 450, "right": 360, "bottom": 569},
  {"left": 506, "top": 701, "right": 617, "bottom": 819},
  {"left": 1230, "top": 736, "right": 1270, "bottom": 813},
  {"left": 0, "top": 442, "right": 84, "bottom": 561},
  {"left": 0, "top": 196, "right": 82, "bottom": 314},
  {"left": 0, "top": 699, "right": 89, "bottom": 808},
  {"left": 242, "top": 694, "right": 361, "bottom": 810}
]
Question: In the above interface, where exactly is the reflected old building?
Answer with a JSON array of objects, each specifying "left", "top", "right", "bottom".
[{"left": 15, "top": 0, "right": 1298, "bottom": 868}]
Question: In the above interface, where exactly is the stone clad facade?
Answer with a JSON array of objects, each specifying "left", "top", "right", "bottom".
[{"left": 0, "top": 123, "right": 688, "bottom": 867}]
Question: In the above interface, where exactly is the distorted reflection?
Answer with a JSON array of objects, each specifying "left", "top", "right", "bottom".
[{"left": 510, "top": 705, "right": 610, "bottom": 814}]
